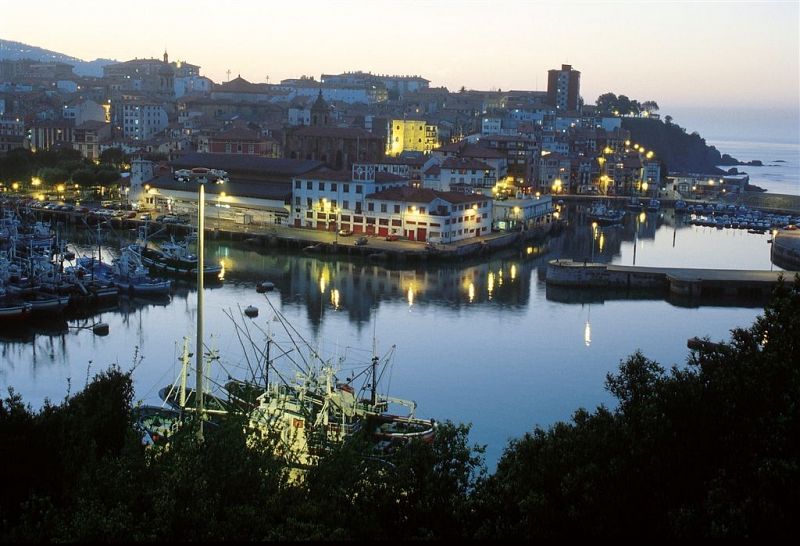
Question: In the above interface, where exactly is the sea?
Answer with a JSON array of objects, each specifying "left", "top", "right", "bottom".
[{"left": 1, "top": 137, "right": 798, "bottom": 470}]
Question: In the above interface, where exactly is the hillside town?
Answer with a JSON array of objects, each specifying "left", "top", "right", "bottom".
[{"left": 0, "top": 50, "right": 756, "bottom": 245}]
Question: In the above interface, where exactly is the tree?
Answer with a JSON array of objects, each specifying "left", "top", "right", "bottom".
[
  {"left": 38, "top": 167, "right": 68, "bottom": 185},
  {"left": 99, "top": 147, "right": 128, "bottom": 168},
  {"left": 0, "top": 148, "right": 33, "bottom": 183},
  {"left": 642, "top": 100, "right": 660, "bottom": 114},
  {"left": 595, "top": 92, "right": 618, "bottom": 114}
]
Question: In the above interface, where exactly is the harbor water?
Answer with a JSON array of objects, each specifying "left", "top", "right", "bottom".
[{"left": 1, "top": 139, "right": 797, "bottom": 469}]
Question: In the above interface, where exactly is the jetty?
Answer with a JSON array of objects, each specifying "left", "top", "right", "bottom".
[{"left": 546, "top": 259, "right": 798, "bottom": 299}]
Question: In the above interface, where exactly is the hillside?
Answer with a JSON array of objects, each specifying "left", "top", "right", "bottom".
[
  {"left": 622, "top": 117, "right": 735, "bottom": 175},
  {"left": 0, "top": 38, "right": 115, "bottom": 77}
]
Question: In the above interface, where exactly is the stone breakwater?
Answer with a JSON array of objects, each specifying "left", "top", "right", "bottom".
[
  {"left": 737, "top": 192, "right": 800, "bottom": 215},
  {"left": 772, "top": 230, "right": 800, "bottom": 270},
  {"left": 545, "top": 259, "right": 795, "bottom": 300}
]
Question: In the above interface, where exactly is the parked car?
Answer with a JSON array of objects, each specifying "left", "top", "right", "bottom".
[
  {"left": 338, "top": 229, "right": 353, "bottom": 237},
  {"left": 139, "top": 213, "right": 152, "bottom": 221},
  {"left": 355, "top": 236, "right": 368, "bottom": 246},
  {"left": 161, "top": 215, "right": 182, "bottom": 224},
  {"left": 385, "top": 234, "right": 400, "bottom": 241}
]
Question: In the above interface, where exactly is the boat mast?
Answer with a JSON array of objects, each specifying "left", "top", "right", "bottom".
[
  {"left": 180, "top": 337, "right": 189, "bottom": 408},
  {"left": 371, "top": 316, "right": 378, "bottom": 406}
]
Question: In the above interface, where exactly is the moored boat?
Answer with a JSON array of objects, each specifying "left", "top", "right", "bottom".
[{"left": 587, "top": 203, "right": 626, "bottom": 225}]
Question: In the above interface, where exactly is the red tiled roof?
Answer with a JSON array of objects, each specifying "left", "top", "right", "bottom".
[
  {"left": 441, "top": 157, "right": 493, "bottom": 170},
  {"left": 368, "top": 186, "right": 485, "bottom": 205},
  {"left": 298, "top": 167, "right": 407, "bottom": 183},
  {"left": 292, "top": 126, "right": 382, "bottom": 139}
]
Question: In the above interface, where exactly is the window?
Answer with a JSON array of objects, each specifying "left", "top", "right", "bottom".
[
  {"left": 343, "top": 200, "right": 350, "bottom": 210},
  {"left": 343, "top": 184, "right": 350, "bottom": 193},
  {"left": 380, "top": 203, "right": 387, "bottom": 213},
  {"left": 295, "top": 197, "right": 300, "bottom": 205},
  {"left": 295, "top": 180, "right": 301, "bottom": 189},
  {"left": 356, "top": 185, "right": 363, "bottom": 194},
  {"left": 367, "top": 202, "right": 374, "bottom": 212},
  {"left": 394, "top": 205, "right": 400, "bottom": 213},
  {"left": 306, "top": 181, "right": 313, "bottom": 190},
  {"left": 331, "top": 183, "right": 337, "bottom": 192},
  {"left": 306, "top": 198, "right": 312, "bottom": 207},
  {"left": 318, "top": 182, "right": 325, "bottom": 191}
]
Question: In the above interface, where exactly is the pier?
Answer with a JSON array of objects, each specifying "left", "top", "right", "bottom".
[{"left": 546, "top": 259, "right": 798, "bottom": 300}]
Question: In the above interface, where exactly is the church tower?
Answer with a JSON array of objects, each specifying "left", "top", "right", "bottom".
[{"left": 311, "top": 89, "right": 330, "bottom": 127}]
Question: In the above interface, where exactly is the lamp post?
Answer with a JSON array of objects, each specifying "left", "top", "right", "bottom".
[
  {"left": 591, "top": 221, "right": 598, "bottom": 262},
  {"left": 333, "top": 207, "right": 339, "bottom": 244},
  {"left": 180, "top": 168, "right": 226, "bottom": 441}
]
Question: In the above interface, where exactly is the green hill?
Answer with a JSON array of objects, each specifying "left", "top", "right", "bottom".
[{"left": 622, "top": 117, "right": 735, "bottom": 175}]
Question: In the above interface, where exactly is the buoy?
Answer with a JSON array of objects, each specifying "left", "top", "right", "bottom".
[
  {"left": 256, "top": 281, "right": 274, "bottom": 293},
  {"left": 93, "top": 322, "right": 110, "bottom": 336},
  {"left": 244, "top": 305, "right": 258, "bottom": 318}
]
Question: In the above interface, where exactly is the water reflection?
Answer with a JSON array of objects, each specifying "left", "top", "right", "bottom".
[{"left": 1, "top": 213, "right": 778, "bottom": 469}]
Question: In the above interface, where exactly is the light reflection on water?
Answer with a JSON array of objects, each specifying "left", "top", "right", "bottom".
[{"left": 0, "top": 211, "right": 782, "bottom": 467}]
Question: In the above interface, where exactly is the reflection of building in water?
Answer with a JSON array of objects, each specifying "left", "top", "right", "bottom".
[{"left": 207, "top": 240, "right": 537, "bottom": 325}]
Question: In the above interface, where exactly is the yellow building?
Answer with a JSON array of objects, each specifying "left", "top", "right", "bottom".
[{"left": 388, "top": 119, "right": 438, "bottom": 156}]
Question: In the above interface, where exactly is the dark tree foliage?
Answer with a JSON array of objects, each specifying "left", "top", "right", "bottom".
[
  {"left": 470, "top": 275, "right": 800, "bottom": 540},
  {"left": 99, "top": 147, "right": 128, "bottom": 169},
  {"left": 622, "top": 116, "right": 734, "bottom": 174},
  {"left": 0, "top": 148, "right": 33, "bottom": 183}
]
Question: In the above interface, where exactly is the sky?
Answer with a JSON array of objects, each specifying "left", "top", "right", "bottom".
[{"left": 3, "top": 0, "right": 799, "bottom": 139}]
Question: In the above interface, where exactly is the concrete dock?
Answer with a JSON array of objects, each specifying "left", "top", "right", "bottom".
[{"left": 546, "top": 259, "right": 798, "bottom": 299}]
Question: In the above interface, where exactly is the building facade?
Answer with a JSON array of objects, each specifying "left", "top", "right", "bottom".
[{"left": 546, "top": 64, "right": 581, "bottom": 111}]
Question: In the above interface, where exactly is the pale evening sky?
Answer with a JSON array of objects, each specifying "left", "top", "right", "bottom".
[{"left": 3, "top": 0, "right": 798, "bottom": 115}]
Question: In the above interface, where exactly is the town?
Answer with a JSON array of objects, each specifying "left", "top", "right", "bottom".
[{"left": 1, "top": 48, "right": 762, "bottom": 252}]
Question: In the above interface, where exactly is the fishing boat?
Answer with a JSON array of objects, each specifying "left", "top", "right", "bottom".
[
  {"left": 77, "top": 247, "right": 172, "bottom": 297},
  {"left": 0, "top": 285, "right": 33, "bottom": 322},
  {"left": 154, "top": 302, "right": 436, "bottom": 470},
  {"left": 626, "top": 196, "right": 643, "bottom": 211},
  {"left": 135, "top": 235, "right": 223, "bottom": 279},
  {"left": 587, "top": 202, "right": 626, "bottom": 225}
]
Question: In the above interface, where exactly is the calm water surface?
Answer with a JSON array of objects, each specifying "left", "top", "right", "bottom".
[{"left": 0, "top": 208, "right": 785, "bottom": 468}]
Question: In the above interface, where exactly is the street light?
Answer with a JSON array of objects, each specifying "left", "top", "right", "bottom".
[{"left": 591, "top": 221, "right": 599, "bottom": 262}]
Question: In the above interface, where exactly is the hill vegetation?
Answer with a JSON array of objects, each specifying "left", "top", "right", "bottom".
[
  {"left": 622, "top": 117, "right": 736, "bottom": 175},
  {"left": 594, "top": 92, "right": 747, "bottom": 175},
  {"left": 2, "top": 275, "right": 798, "bottom": 540}
]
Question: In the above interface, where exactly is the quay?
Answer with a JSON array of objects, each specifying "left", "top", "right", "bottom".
[
  {"left": 24, "top": 206, "right": 561, "bottom": 263},
  {"left": 546, "top": 259, "right": 798, "bottom": 299}
]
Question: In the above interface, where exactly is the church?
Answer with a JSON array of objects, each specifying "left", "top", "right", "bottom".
[{"left": 283, "top": 91, "right": 385, "bottom": 170}]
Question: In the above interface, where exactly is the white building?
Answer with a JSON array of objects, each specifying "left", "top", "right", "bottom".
[
  {"left": 421, "top": 157, "right": 496, "bottom": 194},
  {"left": 121, "top": 100, "right": 168, "bottom": 140},
  {"left": 292, "top": 164, "right": 409, "bottom": 229},
  {"left": 492, "top": 194, "right": 554, "bottom": 231},
  {"left": 366, "top": 187, "right": 492, "bottom": 243}
]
